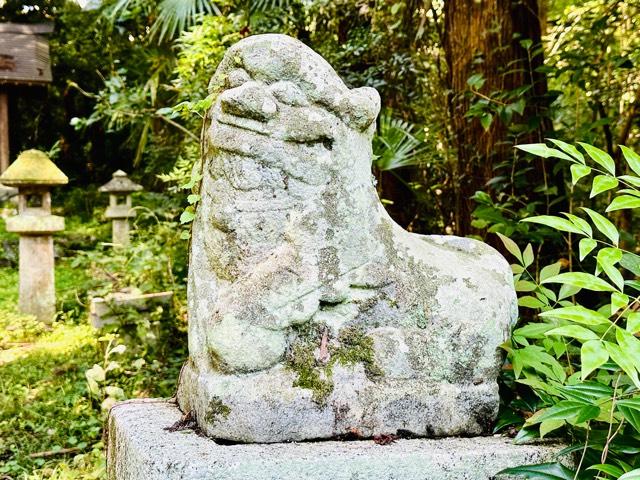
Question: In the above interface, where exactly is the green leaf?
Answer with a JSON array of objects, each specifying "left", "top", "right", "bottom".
[
  {"left": 540, "top": 419, "right": 564, "bottom": 438},
  {"left": 579, "top": 238, "right": 597, "bottom": 261},
  {"left": 514, "top": 323, "right": 555, "bottom": 338},
  {"left": 558, "top": 284, "right": 581, "bottom": 300},
  {"left": 597, "top": 248, "right": 625, "bottom": 291},
  {"left": 621, "top": 253, "right": 640, "bottom": 276},
  {"left": 620, "top": 145, "right": 640, "bottom": 176},
  {"left": 618, "top": 175, "right": 640, "bottom": 188},
  {"left": 617, "top": 399, "right": 640, "bottom": 434},
  {"left": 546, "top": 325, "right": 598, "bottom": 342},
  {"left": 515, "top": 280, "right": 537, "bottom": 292},
  {"left": 521, "top": 215, "right": 585, "bottom": 235},
  {"left": 562, "top": 213, "right": 592, "bottom": 237},
  {"left": 179, "top": 208, "right": 196, "bottom": 224},
  {"left": 559, "top": 382, "right": 613, "bottom": 403},
  {"left": 607, "top": 195, "right": 640, "bottom": 212},
  {"left": 527, "top": 402, "right": 586, "bottom": 424},
  {"left": 542, "top": 272, "right": 617, "bottom": 292},
  {"left": 574, "top": 404, "right": 601, "bottom": 424},
  {"left": 579, "top": 142, "right": 616, "bottom": 175},
  {"left": 611, "top": 292, "right": 629, "bottom": 315},
  {"left": 513, "top": 426, "right": 539, "bottom": 444},
  {"left": 85, "top": 364, "right": 106, "bottom": 383},
  {"left": 467, "top": 73, "right": 485, "bottom": 89},
  {"left": 597, "top": 247, "right": 623, "bottom": 267},
  {"left": 496, "top": 462, "right": 575, "bottom": 479},
  {"left": 480, "top": 113, "right": 492, "bottom": 131},
  {"left": 523, "top": 244, "right": 534, "bottom": 268},
  {"left": 539, "top": 306, "right": 611, "bottom": 325},
  {"left": 496, "top": 233, "right": 522, "bottom": 263},
  {"left": 619, "top": 468, "right": 640, "bottom": 480},
  {"left": 516, "top": 143, "right": 574, "bottom": 162},
  {"left": 581, "top": 207, "right": 619, "bottom": 246},
  {"left": 529, "top": 401, "right": 599, "bottom": 427},
  {"left": 549, "top": 139, "right": 585, "bottom": 163},
  {"left": 586, "top": 464, "right": 625, "bottom": 478},
  {"left": 509, "top": 98, "right": 526, "bottom": 115},
  {"left": 590, "top": 175, "right": 619, "bottom": 198},
  {"left": 518, "top": 296, "right": 546, "bottom": 309},
  {"left": 540, "top": 262, "right": 562, "bottom": 282},
  {"left": 581, "top": 340, "right": 609, "bottom": 379},
  {"left": 616, "top": 328, "right": 640, "bottom": 367},
  {"left": 187, "top": 194, "right": 201, "bottom": 205},
  {"left": 627, "top": 312, "right": 640, "bottom": 334},
  {"left": 86, "top": 378, "right": 100, "bottom": 395},
  {"left": 511, "top": 345, "right": 566, "bottom": 382},
  {"left": 570, "top": 164, "right": 591, "bottom": 184},
  {"left": 109, "top": 344, "right": 127, "bottom": 355},
  {"left": 605, "top": 341, "right": 640, "bottom": 388}
]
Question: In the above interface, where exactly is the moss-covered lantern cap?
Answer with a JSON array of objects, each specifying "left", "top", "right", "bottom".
[
  {"left": 0, "top": 149, "right": 68, "bottom": 186},
  {"left": 99, "top": 170, "right": 143, "bottom": 194}
]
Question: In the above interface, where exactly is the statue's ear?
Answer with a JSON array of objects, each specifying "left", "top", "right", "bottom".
[{"left": 340, "top": 87, "right": 381, "bottom": 132}]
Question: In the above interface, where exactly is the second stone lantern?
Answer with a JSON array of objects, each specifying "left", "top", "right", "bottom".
[
  {"left": 0, "top": 149, "right": 67, "bottom": 322},
  {"left": 99, "top": 170, "right": 142, "bottom": 247}
]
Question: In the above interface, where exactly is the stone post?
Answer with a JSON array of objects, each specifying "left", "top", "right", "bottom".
[
  {"left": 0, "top": 150, "right": 67, "bottom": 322},
  {"left": 99, "top": 170, "right": 142, "bottom": 247}
]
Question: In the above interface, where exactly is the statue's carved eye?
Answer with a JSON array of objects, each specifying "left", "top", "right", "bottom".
[
  {"left": 227, "top": 69, "right": 250, "bottom": 88},
  {"left": 269, "top": 81, "right": 309, "bottom": 107},
  {"left": 321, "top": 138, "right": 334, "bottom": 151},
  {"left": 293, "top": 136, "right": 333, "bottom": 151}
]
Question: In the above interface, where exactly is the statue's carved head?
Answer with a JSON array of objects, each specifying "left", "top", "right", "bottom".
[{"left": 205, "top": 34, "right": 381, "bottom": 192}]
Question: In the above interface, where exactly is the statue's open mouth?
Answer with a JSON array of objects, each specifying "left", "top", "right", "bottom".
[{"left": 217, "top": 112, "right": 273, "bottom": 137}]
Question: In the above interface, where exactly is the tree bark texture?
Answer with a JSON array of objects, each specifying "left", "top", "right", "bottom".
[{"left": 444, "top": 0, "right": 549, "bottom": 235}]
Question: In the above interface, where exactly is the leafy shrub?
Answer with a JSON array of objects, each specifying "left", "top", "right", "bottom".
[{"left": 496, "top": 141, "right": 640, "bottom": 479}]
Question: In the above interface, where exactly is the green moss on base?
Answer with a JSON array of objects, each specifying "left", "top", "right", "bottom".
[
  {"left": 286, "top": 324, "right": 382, "bottom": 405},
  {"left": 288, "top": 342, "right": 334, "bottom": 404},
  {"left": 204, "top": 397, "right": 231, "bottom": 425},
  {"left": 334, "top": 326, "right": 383, "bottom": 378}
]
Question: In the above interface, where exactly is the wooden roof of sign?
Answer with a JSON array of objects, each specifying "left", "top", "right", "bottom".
[{"left": 0, "top": 23, "right": 54, "bottom": 85}]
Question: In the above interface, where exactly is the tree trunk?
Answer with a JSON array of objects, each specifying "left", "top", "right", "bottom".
[{"left": 444, "top": 0, "right": 550, "bottom": 236}]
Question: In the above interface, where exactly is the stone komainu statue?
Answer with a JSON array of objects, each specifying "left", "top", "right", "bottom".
[{"left": 177, "top": 34, "right": 517, "bottom": 443}]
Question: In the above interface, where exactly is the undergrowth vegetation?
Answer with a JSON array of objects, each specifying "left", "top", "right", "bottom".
[
  {"left": 0, "top": 193, "right": 187, "bottom": 479},
  {"left": 496, "top": 141, "right": 640, "bottom": 479}
]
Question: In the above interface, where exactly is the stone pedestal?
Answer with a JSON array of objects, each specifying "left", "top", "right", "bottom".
[
  {"left": 111, "top": 218, "right": 130, "bottom": 247},
  {"left": 18, "top": 234, "right": 55, "bottom": 320},
  {"left": 108, "top": 401, "right": 568, "bottom": 480}
]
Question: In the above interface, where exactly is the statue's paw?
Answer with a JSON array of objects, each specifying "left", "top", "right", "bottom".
[{"left": 207, "top": 314, "right": 287, "bottom": 373}]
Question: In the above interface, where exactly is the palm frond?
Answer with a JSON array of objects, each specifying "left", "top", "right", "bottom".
[
  {"left": 373, "top": 113, "right": 427, "bottom": 171},
  {"left": 151, "top": 0, "right": 221, "bottom": 43},
  {"left": 249, "top": 0, "right": 293, "bottom": 15}
]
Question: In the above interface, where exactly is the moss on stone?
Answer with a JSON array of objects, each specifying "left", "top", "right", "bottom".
[
  {"left": 208, "top": 348, "right": 232, "bottom": 374},
  {"left": 288, "top": 342, "right": 334, "bottom": 404},
  {"left": 333, "top": 326, "right": 383, "bottom": 378},
  {"left": 0, "top": 149, "right": 68, "bottom": 186},
  {"left": 204, "top": 397, "right": 231, "bottom": 425},
  {"left": 286, "top": 323, "right": 382, "bottom": 405}
]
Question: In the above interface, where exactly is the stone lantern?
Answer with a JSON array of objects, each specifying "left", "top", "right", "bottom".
[
  {"left": 0, "top": 149, "right": 67, "bottom": 322},
  {"left": 99, "top": 170, "right": 142, "bottom": 246}
]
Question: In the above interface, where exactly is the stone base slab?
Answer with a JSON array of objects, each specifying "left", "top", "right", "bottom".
[{"left": 107, "top": 400, "right": 567, "bottom": 480}]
